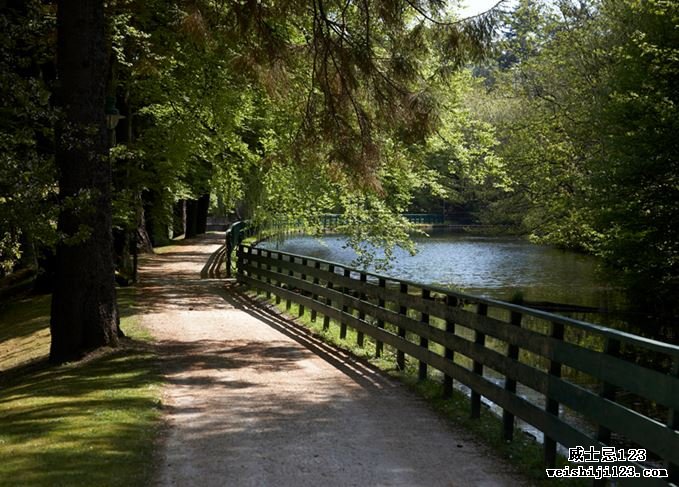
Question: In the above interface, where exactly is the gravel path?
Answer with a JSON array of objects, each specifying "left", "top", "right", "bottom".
[{"left": 140, "top": 234, "right": 530, "bottom": 487}]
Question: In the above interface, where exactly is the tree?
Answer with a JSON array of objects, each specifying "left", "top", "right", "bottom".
[
  {"left": 591, "top": 0, "right": 679, "bottom": 311},
  {"left": 470, "top": 0, "right": 679, "bottom": 314},
  {"left": 0, "top": 1, "right": 57, "bottom": 279},
  {"left": 40, "top": 0, "right": 503, "bottom": 361},
  {"left": 49, "top": 0, "right": 118, "bottom": 363}
]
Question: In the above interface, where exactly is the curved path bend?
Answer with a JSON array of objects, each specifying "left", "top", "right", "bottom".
[{"left": 139, "top": 233, "right": 530, "bottom": 487}]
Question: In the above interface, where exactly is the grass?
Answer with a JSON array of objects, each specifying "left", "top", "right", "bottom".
[
  {"left": 0, "top": 287, "right": 162, "bottom": 487},
  {"left": 248, "top": 288, "right": 587, "bottom": 487},
  {"left": 0, "top": 294, "right": 51, "bottom": 372}
]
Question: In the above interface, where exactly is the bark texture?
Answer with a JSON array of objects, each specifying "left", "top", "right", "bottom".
[{"left": 50, "top": 0, "right": 118, "bottom": 363}]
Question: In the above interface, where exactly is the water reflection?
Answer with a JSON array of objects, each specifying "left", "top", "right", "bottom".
[
  {"left": 260, "top": 230, "right": 622, "bottom": 309},
  {"left": 259, "top": 230, "right": 679, "bottom": 343}
]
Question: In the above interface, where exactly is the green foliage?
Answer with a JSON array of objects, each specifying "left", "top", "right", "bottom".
[
  {"left": 467, "top": 0, "right": 679, "bottom": 313},
  {"left": 0, "top": 2, "right": 57, "bottom": 275},
  {"left": 100, "top": 0, "right": 506, "bottom": 265},
  {"left": 590, "top": 0, "right": 679, "bottom": 308}
]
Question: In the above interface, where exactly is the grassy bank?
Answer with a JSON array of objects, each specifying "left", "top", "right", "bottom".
[
  {"left": 0, "top": 288, "right": 162, "bottom": 487},
  {"left": 248, "top": 290, "right": 585, "bottom": 487}
]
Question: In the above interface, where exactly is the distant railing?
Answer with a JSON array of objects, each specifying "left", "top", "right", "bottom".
[
  {"left": 401, "top": 213, "right": 445, "bottom": 224},
  {"left": 315, "top": 213, "right": 444, "bottom": 228},
  {"left": 237, "top": 244, "right": 679, "bottom": 484}
]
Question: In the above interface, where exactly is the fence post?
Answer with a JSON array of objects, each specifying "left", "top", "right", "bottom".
[
  {"left": 323, "top": 264, "right": 334, "bottom": 331},
  {"left": 311, "top": 261, "right": 320, "bottom": 322},
  {"left": 503, "top": 309, "right": 522, "bottom": 441},
  {"left": 265, "top": 250, "right": 272, "bottom": 299},
  {"left": 471, "top": 303, "right": 487, "bottom": 418},
  {"left": 443, "top": 295, "right": 457, "bottom": 397},
  {"left": 226, "top": 237, "right": 233, "bottom": 278},
  {"left": 340, "top": 268, "right": 350, "bottom": 339},
  {"left": 419, "top": 289, "right": 430, "bottom": 381},
  {"left": 596, "top": 337, "right": 621, "bottom": 445},
  {"left": 236, "top": 244, "right": 245, "bottom": 282},
  {"left": 397, "top": 283, "right": 408, "bottom": 371},
  {"left": 667, "top": 359, "right": 679, "bottom": 482},
  {"left": 544, "top": 321, "right": 564, "bottom": 468},
  {"left": 357, "top": 272, "right": 367, "bottom": 347},
  {"left": 285, "top": 256, "right": 293, "bottom": 311},
  {"left": 253, "top": 248, "right": 262, "bottom": 296},
  {"left": 275, "top": 252, "right": 283, "bottom": 304},
  {"left": 298, "top": 258, "right": 307, "bottom": 317},
  {"left": 376, "top": 278, "right": 385, "bottom": 358}
]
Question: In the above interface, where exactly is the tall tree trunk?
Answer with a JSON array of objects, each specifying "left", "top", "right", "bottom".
[
  {"left": 172, "top": 199, "right": 186, "bottom": 237},
  {"left": 196, "top": 194, "right": 210, "bottom": 235},
  {"left": 50, "top": 0, "right": 118, "bottom": 363},
  {"left": 185, "top": 199, "right": 198, "bottom": 238}
]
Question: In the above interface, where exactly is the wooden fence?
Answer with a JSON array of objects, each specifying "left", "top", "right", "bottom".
[{"left": 237, "top": 244, "right": 679, "bottom": 485}]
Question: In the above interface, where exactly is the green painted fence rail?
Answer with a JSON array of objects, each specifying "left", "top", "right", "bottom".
[
  {"left": 224, "top": 221, "right": 251, "bottom": 277},
  {"left": 236, "top": 244, "right": 679, "bottom": 485}
]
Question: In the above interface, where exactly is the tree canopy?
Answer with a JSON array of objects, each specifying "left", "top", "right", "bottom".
[
  {"left": 0, "top": 0, "right": 506, "bottom": 360},
  {"left": 1, "top": 0, "right": 678, "bottom": 361}
]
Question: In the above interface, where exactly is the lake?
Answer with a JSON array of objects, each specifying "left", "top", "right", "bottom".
[
  {"left": 258, "top": 228, "right": 679, "bottom": 344},
  {"left": 259, "top": 229, "right": 623, "bottom": 312}
]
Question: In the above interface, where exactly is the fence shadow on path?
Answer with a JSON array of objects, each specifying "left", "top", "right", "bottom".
[{"left": 220, "top": 282, "right": 401, "bottom": 393}]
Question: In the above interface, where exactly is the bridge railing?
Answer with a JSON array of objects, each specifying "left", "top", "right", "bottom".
[
  {"left": 237, "top": 244, "right": 679, "bottom": 484},
  {"left": 316, "top": 213, "right": 444, "bottom": 228}
]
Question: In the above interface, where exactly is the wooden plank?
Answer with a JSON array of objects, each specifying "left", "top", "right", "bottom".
[
  {"left": 544, "top": 372, "right": 679, "bottom": 466},
  {"left": 275, "top": 252, "right": 283, "bottom": 304},
  {"left": 298, "top": 258, "right": 307, "bottom": 317},
  {"left": 357, "top": 272, "right": 366, "bottom": 347},
  {"left": 247, "top": 253, "right": 679, "bottom": 406},
  {"left": 597, "top": 338, "right": 620, "bottom": 445},
  {"left": 340, "top": 268, "right": 350, "bottom": 339},
  {"left": 472, "top": 304, "right": 487, "bottom": 419},
  {"left": 667, "top": 359, "right": 679, "bottom": 483},
  {"left": 438, "top": 305, "right": 679, "bottom": 411},
  {"left": 285, "top": 255, "right": 293, "bottom": 311},
  {"left": 419, "top": 289, "right": 430, "bottom": 381},
  {"left": 397, "top": 283, "right": 407, "bottom": 371},
  {"left": 376, "top": 278, "right": 385, "bottom": 358},
  {"left": 503, "top": 310, "right": 522, "bottom": 441},
  {"left": 244, "top": 267, "right": 584, "bottom": 401},
  {"left": 310, "top": 261, "right": 320, "bottom": 322},
  {"left": 544, "top": 321, "right": 564, "bottom": 468},
  {"left": 236, "top": 245, "right": 245, "bottom": 281},
  {"left": 323, "top": 264, "right": 334, "bottom": 331},
  {"left": 443, "top": 294, "right": 457, "bottom": 398},
  {"left": 265, "top": 250, "right": 272, "bottom": 299}
]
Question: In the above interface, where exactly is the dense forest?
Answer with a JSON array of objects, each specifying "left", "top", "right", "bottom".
[{"left": 1, "top": 0, "right": 677, "bottom": 360}]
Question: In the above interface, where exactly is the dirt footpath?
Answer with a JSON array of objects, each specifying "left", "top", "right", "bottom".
[{"left": 140, "top": 234, "right": 530, "bottom": 487}]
